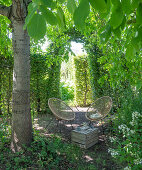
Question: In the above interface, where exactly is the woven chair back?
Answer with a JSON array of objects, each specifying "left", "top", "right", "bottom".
[
  {"left": 85, "top": 96, "right": 112, "bottom": 121},
  {"left": 48, "top": 98, "right": 75, "bottom": 121}
]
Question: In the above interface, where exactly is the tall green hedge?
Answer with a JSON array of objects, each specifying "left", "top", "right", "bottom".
[
  {"left": 30, "top": 54, "right": 61, "bottom": 114},
  {"left": 74, "top": 56, "right": 93, "bottom": 106},
  {"left": 0, "top": 55, "right": 13, "bottom": 115},
  {"left": 86, "top": 43, "right": 112, "bottom": 100}
]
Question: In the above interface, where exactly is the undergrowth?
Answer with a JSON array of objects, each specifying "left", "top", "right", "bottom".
[{"left": 0, "top": 114, "right": 124, "bottom": 170}]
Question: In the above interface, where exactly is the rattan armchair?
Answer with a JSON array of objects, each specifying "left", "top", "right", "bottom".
[
  {"left": 47, "top": 98, "right": 76, "bottom": 132},
  {"left": 85, "top": 96, "right": 112, "bottom": 132}
]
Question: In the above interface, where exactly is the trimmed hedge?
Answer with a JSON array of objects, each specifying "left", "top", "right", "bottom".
[{"left": 74, "top": 56, "right": 93, "bottom": 106}]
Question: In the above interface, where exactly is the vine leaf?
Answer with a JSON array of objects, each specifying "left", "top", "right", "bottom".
[
  {"left": 67, "top": 0, "right": 76, "bottom": 14},
  {"left": 27, "top": 14, "right": 46, "bottom": 40},
  {"left": 73, "top": 0, "right": 90, "bottom": 30}
]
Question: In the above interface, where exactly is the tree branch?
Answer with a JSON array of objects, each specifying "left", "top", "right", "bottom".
[{"left": 0, "top": 5, "right": 11, "bottom": 18}]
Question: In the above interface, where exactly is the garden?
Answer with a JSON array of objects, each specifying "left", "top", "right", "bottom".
[{"left": 0, "top": 0, "right": 142, "bottom": 169}]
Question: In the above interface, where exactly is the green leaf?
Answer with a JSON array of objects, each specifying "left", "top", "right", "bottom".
[
  {"left": 112, "top": 27, "right": 121, "bottom": 38},
  {"left": 111, "top": 0, "right": 121, "bottom": 6},
  {"left": 73, "top": 0, "right": 90, "bottom": 30},
  {"left": 121, "top": 0, "right": 131, "bottom": 15},
  {"left": 39, "top": 5, "right": 58, "bottom": 25},
  {"left": 136, "top": 3, "right": 142, "bottom": 24},
  {"left": 131, "top": 37, "right": 141, "bottom": 51},
  {"left": 136, "top": 80, "right": 142, "bottom": 90},
  {"left": 67, "top": 0, "right": 76, "bottom": 14},
  {"left": 126, "top": 43, "right": 136, "bottom": 61},
  {"left": 89, "top": 0, "right": 107, "bottom": 13},
  {"left": 120, "top": 16, "right": 126, "bottom": 30},
  {"left": 131, "top": 0, "right": 140, "bottom": 10},
  {"left": 56, "top": 7, "right": 66, "bottom": 29},
  {"left": 58, "top": 0, "right": 65, "bottom": 4},
  {"left": 110, "top": 5, "right": 124, "bottom": 29},
  {"left": 99, "top": 0, "right": 111, "bottom": 18},
  {"left": 100, "top": 24, "right": 111, "bottom": 43},
  {"left": 27, "top": 14, "right": 46, "bottom": 40},
  {"left": 137, "top": 26, "right": 142, "bottom": 41},
  {"left": 40, "top": 0, "right": 56, "bottom": 9},
  {"left": 24, "top": 2, "right": 38, "bottom": 30}
]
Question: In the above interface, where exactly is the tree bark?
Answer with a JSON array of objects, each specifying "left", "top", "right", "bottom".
[
  {"left": 0, "top": 1, "right": 33, "bottom": 152},
  {"left": 11, "top": 19, "right": 32, "bottom": 152}
]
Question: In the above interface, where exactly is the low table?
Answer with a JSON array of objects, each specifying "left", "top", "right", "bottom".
[{"left": 71, "top": 125, "right": 99, "bottom": 149}]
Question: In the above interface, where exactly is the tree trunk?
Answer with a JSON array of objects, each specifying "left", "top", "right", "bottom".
[
  {"left": 11, "top": 19, "right": 33, "bottom": 152},
  {"left": 0, "top": 1, "right": 33, "bottom": 152}
]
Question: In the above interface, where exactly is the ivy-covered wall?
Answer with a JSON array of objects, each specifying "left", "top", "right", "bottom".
[{"left": 74, "top": 55, "right": 93, "bottom": 106}]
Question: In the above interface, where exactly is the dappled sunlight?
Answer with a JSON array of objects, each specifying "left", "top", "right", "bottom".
[
  {"left": 65, "top": 123, "right": 80, "bottom": 128},
  {"left": 84, "top": 155, "right": 94, "bottom": 162}
]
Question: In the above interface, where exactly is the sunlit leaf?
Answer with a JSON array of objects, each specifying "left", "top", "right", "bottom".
[
  {"left": 126, "top": 43, "right": 136, "bottom": 61},
  {"left": 27, "top": 14, "right": 46, "bottom": 40},
  {"left": 39, "top": 5, "right": 58, "bottom": 25},
  {"left": 131, "top": 36, "right": 141, "bottom": 51},
  {"left": 56, "top": 7, "right": 66, "bottom": 29},
  {"left": 100, "top": 24, "right": 111, "bottom": 43},
  {"left": 58, "top": 0, "right": 65, "bottom": 4},
  {"left": 110, "top": 5, "right": 124, "bottom": 29},
  {"left": 73, "top": 0, "right": 90, "bottom": 30},
  {"left": 136, "top": 80, "right": 142, "bottom": 90},
  {"left": 40, "top": 0, "right": 56, "bottom": 9},
  {"left": 89, "top": 0, "right": 107, "bottom": 13},
  {"left": 24, "top": 2, "right": 38, "bottom": 30},
  {"left": 67, "top": 0, "right": 76, "bottom": 14}
]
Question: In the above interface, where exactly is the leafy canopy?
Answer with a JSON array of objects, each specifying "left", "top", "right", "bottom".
[{"left": 24, "top": 0, "right": 142, "bottom": 57}]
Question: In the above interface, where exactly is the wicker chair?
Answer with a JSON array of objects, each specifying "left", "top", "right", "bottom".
[
  {"left": 85, "top": 96, "right": 112, "bottom": 132},
  {"left": 47, "top": 98, "right": 76, "bottom": 133}
]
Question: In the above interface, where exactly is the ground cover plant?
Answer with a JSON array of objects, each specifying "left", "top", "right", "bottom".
[{"left": 0, "top": 114, "right": 124, "bottom": 170}]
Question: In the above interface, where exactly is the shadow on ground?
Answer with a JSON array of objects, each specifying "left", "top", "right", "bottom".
[{"left": 33, "top": 108, "right": 122, "bottom": 170}]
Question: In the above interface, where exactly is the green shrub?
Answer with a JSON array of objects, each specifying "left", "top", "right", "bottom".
[
  {"left": 60, "top": 82, "right": 74, "bottom": 101},
  {"left": 110, "top": 92, "right": 142, "bottom": 169}
]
